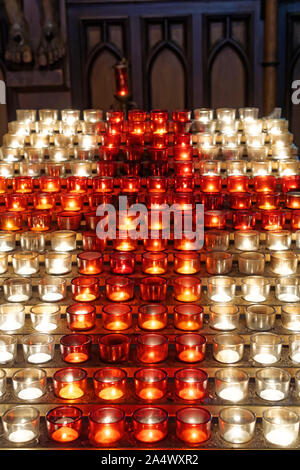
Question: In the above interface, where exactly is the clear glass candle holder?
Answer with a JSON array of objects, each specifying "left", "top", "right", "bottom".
[
  {"left": 234, "top": 230, "right": 260, "bottom": 251},
  {"left": 209, "top": 305, "right": 240, "bottom": 331},
  {"left": 281, "top": 305, "right": 300, "bottom": 331},
  {"left": 245, "top": 304, "right": 276, "bottom": 331},
  {"left": 262, "top": 408, "right": 299, "bottom": 447},
  {"left": 215, "top": 368, "right": 249, "bottom": 401},
  {"left": 50, "top": 230, "right": 76, "bottom": 252},
  {"left": 12, "top": 251, "right": 39, "bottom": 276},
  {"left": 0, "top": 335, "right": 17, "bottom": 364},
  {"left": 137, "top": 304, "right": 168, "bottom": 331},
  {"left": 45, "top": 252, "right": 72, "bottom": 275},
  {"left": 213, "top": 333, "right": 244, "bottom": 363},
  {"left": 2, "top": 406, "right": 40, "bottom": 444},
  {"left": 175, "top": 333, "right": 206, "bottom": 363},
  {"left": 38, "top": 277, "right": 67, "bottom": 302},
  {"left": 219, "top": 407, "right": 256, "bottom": 444},
  {"left": 134, "top": 368, "right": 168, "bottom": 401},
  {"left": 60, "top": 334, "right": 92, "bottom": 363},
  {"left": 137, "top": 334, "right": 168, "bottom": 363},
  {"left": 105, "top": 276, "right": 134, "bottom": 302},
  {"left": 20, "top": 232, "right": 46, "bottom": 252},
  {"left": 0, "top": 304, "right": 25, "bottom": 331},
  {"left": 46, "top": 405, "right": 83, "bottom": 443},
  {"left": 133, "top": 407, "right": 168, "bottom": 443},
  {"left": 0, "top": 232, "right": 16, "bottom": 252},
  {"left": 238, "top": 252, "right": 265, "bottom": 275},
  {"left": 173, "top": 277, "right": 201, "bottom": 302},
  {"left": 251, "top": 160, "right": 272, "bottom": 176},
  {"left": 53, "top": 367, "right": 87, "bottom": 399},
  {"left": 176, "top": 407, "right": 211, "bottom": 444},
  {"left": 255, "top": 367, "right": 290, "bottom": 401},
  {"left": 290, "top": 334, "right": 300, "bottom": 362},
  {"left": 207, "top": 276, "right": 235, "bottom": 302},
  {"left": 98, "top": 334, "right": 130, "bottom": 363},
  {"left": 241, "top": 276, "right": 270, "bottom": 302},
  {"left": 174, "top": 304, "right": 203, "bottom": 331},
  {"left": 205, "top": 252, "right": 233, "bottom": 275},
  {"left": 265, "top": 230, "right": 291, "bottom": 251},
  {"left": 102, "top": 304, "right": 132, "bottom": 331},
  {"left": 270, "top": 251, "right": 298, "bottom": 275},
  {"left": 0, "top": 162, "right": 14, "bottom": 178},
  {"left": 204, "top": 230, "right": 230, "bottom": 251},
  {"left": 30, "top": 304, "right": 60, "bottom": 332},
  {"left": 250, "top": 333, "right": 282, "bottom": 364},
  {"left": 93, "top": 368, "right": 127, "bottom": 401},
  {"left": 0, "top": 369, "right": 6, "bottom": 397},
  {"left": 12, "top": 368, "right": 47, "bottom": 400},
  {"left": 88, "top": 406, "right": 125, "bottom": 446},
  {"left": 276, "top": 278, "right": 300, "bottom": 302},
  {"left": 3, "top": 278, "right": 32, "bottom": 303},
  {"left": 22, "top": 333, "right": 55, "bottom": 364},
  {"left": 174, "top": 368, "right": 208, "bottom": 401},
  {"left": 49, "top": 147, "right": 69, "bottom": 162}
]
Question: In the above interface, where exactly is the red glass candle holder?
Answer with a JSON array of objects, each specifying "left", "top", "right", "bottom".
[
  {"left": 145, "top": 193, "right": 168, "bottom": 209},
  {"left": 137, "top": 334, "right": 168, "bottom": 363},
  {"left": 174, "top": 252, "right": 200, "bottom": 274},
  {"left": 173, "top": 232, "right": 200, "bottom": 251},
  {"left": 93, "top": 368, "right": 127, "bottom": 400},
  {"left": 5, "top": 194, "right": 28, "bottom": 212},
  {"left": 102, "top": 304, "right": 132, "bottom": 331},
  {"left": 92, "top": 176, "right": 114, "bottom": 193},
  {"left": 173, "top": 110, "right": 191, "bottom": 122},
  {"left": 200, "top": 175, "right": 222, "bottom": 193},
  {"left": 228, "top": 192, "right": 252, "bottom": 210},
  {"left": 147, "top": 176, "right": 168, "bottom": 193},
  {"left": 60, "top": 334, "right": 92, "bottom": 363},
  {"left": 204, "top": 210, "right": 227, "bottom": 229},
  {"left": 57, "top": 212, "right": 82, "bottom": 230},
  {"left": 33, "top": 193, "right": 56, "bottom": 210},
  {"left": 133, "top": 407, "right": 168, "bottom": 443},
  {"left": 98, "top": 334, "right": 130, "bottom": 363},
  {"left": 71, "top": 276, "right": 100, "bottom": 302},
  {"left": 261, "top": 210, "right": 286, "bottom": 231},
  {"left": 125, "top": 135, "right": 144, "bottom": 149},
  {"left": 140, "top": 277, "right": 167, "bottom": 302},
  {"left": 175, "top": 333, "right": 206, "bottom": 362},
  {"left": 174, "top": 133, "right": 193, "bottom": 146},
  {"left": 176, "top": 407, "right": 211, "bottom": 444},
  {"left": 172, "top": 193, "right": 195, "bottom": 210},
  {"left": 123, "top": 146, "right": 144, "bottom": 161},
  {"left": 60, "top": 193, "right": 84, "bottom": 212},
  {"left": 173, "top": 160, "right": 194, "bottom": 176},
  {"left": 142, "top": 252, "right": 168, "bottom": 275},
  {"left": 120, "top": 176, "right": 140, "bottom": 193},
  {"left": 106, "top": 110, "right": 124, "bottom": 124},
  {"left": 99, "top": 146, "right": 119, "bottom": 161},
  {"left": 101, "top": 133, "right": 121, "bottom": 147},
  {"left": 13, "top": 176, "right": 34, "bottom": 193},
  {"left": 291, "top": 210, "right": 300, "bottom": 230},
  {"left": 128, "top": 109, "right": 147, "bottom": 122},
  {"left": 105, "top": 276, "right": 134, "bottom": 302},
  {"left": 174, "top": 175, "right": 195, "bottom": 193},
  {"left": 148, "top": 148, "right": 168, "bottom": 163},
  {"left": 67, "top": 176, "right": 88, "bottom": 194},
  {"left": 173, "top": 145, "right": 193, "bottom": 161},
  {"left": 138, "top": 304, "right": 168, "bottom": 331},
  {"left": 256, "top": 192, "right": 280, "bottom": 210},
  {"left": 0, "top": 177, "right": 8, "bottom": 194},
  {"left": 123, "top": 161, "right": 141, "bottom": 176},
  {"left": 227, "top": 175, "right": 249, "bottom": 193},
  {"left": 46, "top": 406, "right": 83, "bottom": 443},
  {"left": 82, "top": 231, "right": 107, "bottom": 251},
  {"left": 150, "top": 133, "right": 169, "bottom": 148},
  {"left": 134, "top": 368, "right": 167, "bottom": 401},
  {"left": 77, "top": 252, "right": 103, "bottom": 275},
  {"left": 253, "top": 175, "right": 277, "bottom": 193},
  {"left": 144, "top": 236, "right": 168, "bottom": 252},
  {"left": 88, "top": 407, "right": 125, "bottom": 446},
  {"left": 88, "top": 193, "right": 113, "bottom": 210},
  {"left": 232, "top": 210, "right": 256, "bottom": 230},
  {"left": 114, "top": 60, "right": 129, "bottom": 97},
  {"left": 281, "top": 175, "right": 300, "bottom": 193},
  {"left": 39, "top": 176, "right": 61, "bottom": 193},
  {"left": 28, "top": 210, "right": 51, "bottom": 232},
  {"left": 53, "top": 367, "right": 87, "bottom": 399},
  {"left": 200, "top": 192, "right": 224, "bottom": 210},
  {"left": 285, "top": 191, "right": 300, "bottom": 209},
  {"left": 174, "top": 368, "right": 208, "bottom": 401},
  {"left": 113, "top": 236, "right": 138, "bottom": 252},
  {"left": 150, "top": 109, "right": 168, "bottom": 122},
  {"left": 97, "top": 161, "right": 117, "bottom": 177},
  {"left": 66, "top": 303, "right": 96, "bottom": 331},
  {"left": 0, "top": 212, "right": 23, "bottom": 231},
  {"left": 173, "top": 277, "right": 201, "bottom": 302},
  {"left": 110, "top": 252, "right": 135, "bottom": 274},
  {"left": 174, "top": 304, "right": 203, "bottom": 331}
]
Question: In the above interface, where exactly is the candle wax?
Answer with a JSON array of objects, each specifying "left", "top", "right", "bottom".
[
  {"left": 218, "top": 386, "right": 244, "bottom": 401},
  {"left": 94, "top": 427, "right": 121, "bottom": 444},
  {"left": 8, "top": 429, "right": 36, "bottom": 443},
  {"left": 266, "top": 429, "right": 296, "bottom": 446},
  {"left": 176, "top": 267, "right": 198, "bottom": 274},
  {"left": 108, "top": 292, "right": 130, "bottom": 302},
  {"left": 223, "top": 428, "right": 251, "bottom": 444},
  {"left": 18, "top": 387, "right": 43, "bottom": 400},
  {"left": 51, "top": 426, "right": 79, "bottom": 442},
  {"left": 16, "top": 267, "right": 36, "bottom": 276},
  {"left": 98, "top": 386, "right": 124, "bottom": 400},
  {"left": 215, "top": 349, "right": 240, "bottom": 363},
  {"left": 211, "top": 294, "right": 232, "bottom": 302},
  {"left": 178, "top": 388, "right": 204, "bottom": 400},
  {"left": 34, "top": 321, "right": 57, "bottom": 332},
  {"left": 0, "top": 320, "right": 22, "bottom": 331},
  {"left": 135, "top": 429, "right": 165, "bottom": 443},
  {"left": 64, "top": 352, "right": 89, "bottom": 363},
  {"left": 41, "top": 293, "right": 63, "bottom": 302},
  {"left": 144, "top": 267, "right": 165, "bottom": 274},
  {"left": 7, "top": 294, "right": 29, "bottom": 302},
  {"left": 213, "top": 321, "right": 235, "bottom": 330},
  {"left": 138, "top": 387, "right": 164, "bottom": 400},
  {"left": 260, "top": 389, "right": 285, "bottom": 401},
  {"left": 178, "top": 350, "right": 203, "bottom": 362},
  {"left": 178, "top": 429, "right": 208, "bottom": 444},
  {"left": 176, "top": 321, "right": 200, "bottom": 331},
  {"left": 176, "top": 292, "right": 198, "bottom": 302},
  {"left": 105, "top": 321, "right": 129, "bottom": 331},
  {"left": 244, "top": 294, "right": 266, "bottom": 302},
  {"left": 55, "top": 242, "right": 73, "bottom": 252},
  {"left": 75, "top": 293, "right": 96, "bottom": 302},
  {"left": 59, "top": 384, "right": 84, "bottom": 399},
  {"left": 253, "top": 353, "right": 277, "bottom": 364},
  {"left": 0, "top": 351, "right": 13, "bottom": 362},
  {"left": 278, "top": 294, "right": 300, "bottom": 302},
  {"left": 141, "top": 320, "right": 165, "bottom": 330},
  {"left": 28, "top": 352, "right": 52, "bottom": 363},
  {"left": 291, "top": 352, "right": 300, "bottom": 362}
]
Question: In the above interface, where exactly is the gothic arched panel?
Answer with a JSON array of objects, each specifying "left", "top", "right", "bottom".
[{"left": 89, "top": 49, "right": 117, "bottom": 111}]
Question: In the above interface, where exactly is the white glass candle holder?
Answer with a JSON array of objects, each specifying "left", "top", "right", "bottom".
[
  {"left": 270, "top": 251, "right": 298, "bottom": 275},
  {"left": 2, "top": 406, "right": 40, "bottom": 444},
  {"left": 245, "top": 305, "right": 276, "bottom": 331},
  {"left": 23, "top": 147, "right": 45, "bottom": 162},
  {"left": 3, "top": 278, "right": 32, "bottom": 302},
  {"left": 0, "top": 146, "right": 22, "bottom": 161},
  {"left": 0, "top": 369, "right": 6, "bottom": 397},
  {"left": 213, "top": 334, "right": 244, "bottom": 363},
  {"left": 50, "top": 231, "right": 76, "bottom": 252},
  {"left": 70, "top": 161, "right": 93, "bottom": 177},
  {"left": 266, "top": 230, "right": 291, "bottom": 251},
  {"left": 281, "top": 305, "right": 300, "bottom": 331},
  {"left": 3, "top": 135, "right": 25, "bottom": 149},
  {"left": 262, "top": 408, "right": 299, "bottom": 447},
  {"left": 219, "top": 407, "right": 256, "bottom": 444},
  {"left": 61, "top": 109, "right": 80, "bottom": 124},
  {"left": 38, "top": 277, "right": 67, "bottom": 302},
  {"left": 226, "top": 160, "right": 247, "bottom": 176},
  {"left": 255, "top": 368, "right": 290, "bottom": 401},
  {"left": 276, "top": 279, "right": 300, "bottom": 303},
  {"left": 16, "top": 109, "right": 36, "bottom": 122},
  {"left": 39, "top": 109, "right": 58, "bottom": 123},
  {"left": 45, "top": 252, "right": 72, "bottom": 275},
  {"left": 289, "top": 334, "right": 300, "bottom": 362},
  {"left": 215, "top": 368, "right": 249, "bottom": 402},
  {"left": 12, "top": 251, "right": 39, "bottom": 276},
  {"left": 49, "top": 147, "right": 69, "bottom": 162},
  {"left": 241, "top": 276, "right": 270, "bottom": 302},
  {"left": 0, "top": 335, "right": 17, "bottom": 364},
  {"left": 0, "top": 252, "right": 8, "bottom": 274},
  {"left": 239, "top": 107, "right": 259, "bottom": 121},
  {"left": 250, "top": 333, "right": 282, "bottom": 364},
  {"left": 22, "top": 333, "right": 55, "bottom": 364},
  {"left": 207, "top": 276, "right": 236, "bottom": 302},
  {"left": 0, "top": 162, "right": 14, "bottom": 178},
  {"left": 238, "top": 252, "right": 265, "bottom": 275},
  {"left": 30, "top": 305, "right": 60, "bottom": 332},
  {"left": 19, "top": 162, "right": 42, "bottom": 177},
  {"left": 12, "top": 368, "right": 47, "bottom": 400},
  {"left": 0, "top": 232, "right": 16, "bottom": 252},
  {"left": 234, "top": 230, "right": 260, "bottom": 251},
  {"left": 0, "top": 304, "right": 25, "bottom": 332},
  {"left": 209, "top": 305, "right": 240, "bottom": 331},
  {"left": 205, "top": 230, "right": 230, "bottom": 251},
  {"left": 29, "top": 134, "right": 49, "bottom": 149},
  {"left": 83, "top": 109, "right": 103, "bottom": 123},
  {"left": 20, "top": 232, "right": 46, "bottom": 253},
  {"left": 251, "top": 161, "right": 272, "bottom": 176}
]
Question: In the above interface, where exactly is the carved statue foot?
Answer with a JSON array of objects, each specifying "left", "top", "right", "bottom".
[
  {"left": 37, "top": 23, "right": 65, "bottom": 67},
  {"left": 5, "top": 22, "right": 32, "bottom": 64}
]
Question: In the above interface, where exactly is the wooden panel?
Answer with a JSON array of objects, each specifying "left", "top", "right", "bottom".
[
  {"left": 209, "top": 21, "right": 225, "bottom": 48},
  {"left": 148, "top": 23, "right": 163, "bottom": 50},
  {"left": 90, "top": 49, "right": 116, "bottom": 111},
  {"left": 109, "top": 24, "right": 124, "bottom": 52},
  {"left": 170, "top": 23, "right": 185, "bottom": 49},
  {"left": 87, "top": 26, "right": 102, "bottom": 52},
  {"left": 231, "top": 20, "right": 247, "bottom": 48}
]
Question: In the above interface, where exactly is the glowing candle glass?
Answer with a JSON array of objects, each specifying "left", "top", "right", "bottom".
[
  {"left": 250, "top": 333, "right": 282, "bottom": 364},
  {"left": 0, "top": 232, "right": 15, "bottom": 252},
  {"left": 265, "top": 230, "right": 291, "bottom": 251},
  {"left": 215, "top": 368, "right": 249, "bottom": 402},
  {"left": 98, "top": 334, "right": 130, "bottom": 363},
  {"left": 276, "top": 279, "right": 300, "bottom": 303},
  {"left": 174, "top": 304, "right": 203, "bottom": 331},
  {"left": 175, "top": 333, "right": 206, "bottom": 363},
  {"left": 38, "top": 276, "right": 66, "bottom": 303},
  {"left": 207, "top": 276, "right": 236, "bottom": 302},
  {"left": 238, "top": 252, "right": 265, "bottom": 275},
  {"left": 45, "top": 252, "right": 72, "bottom": 275},
  {"left": 255, "top": 367, "right": 290, "bottom": 401},
  {"left": 20, "top": 232, "right": 45, "bottom": 252},
  {"left": 46, "top": 406, "right": 83, "bottom": 443},
  {"left": 262, "top": 408, "right": 299, "bottom": 447},
  {"left": 173, "top": 277, "right": 201, "bottom": 302},
  {"left": 270, "top": 251, "right": 298, "bottom": 275},
  {"left": 2, "top": 406, "right": 40, "bottom": 444},
  {"left": 12, "top": 251, "right": 39, "bottom": 276},
  {"left": 205, "top": 252, "right": 233, "bottom": 275},
  {"left": 53, "top": 368, "right": 87, "bottom": 399},
  {"left": 66, "top": 304, "right": 96, "bottom": 331},
  {"left": 204, "top": 210, "right": 227, "bottom": 229},
  {"left": 12, "top": 368, "right": 47, "bottom": 401},
  {"left": 0, "top": 212, "right": 23, "bottom": 231},
  {"left": 138, "top": 304, "right": 168, "bottom": 331},
  {"left": 28, "top": 210, "right": 51, "bottom": 232},
  {"left": 0, "top": 304, "right": 25, "bottom": 331},
  {"left": 60, "top": 334, "right": 92, "bottom": 363},
  {"left": 3, "top": 278, "right": 32, "bottom": 303},
  {"left": 209, "top": 305, "right": 239, "bottom": 331},
  {"left": 102, "top": 304, "right": 132, "bottom": 331},
  {"left": 106, "top": 276, "right": 134, "bottom": 302},
  {"left": 33, "top": 193, "right": 56, "bottom": 211},
  {"left": 281, "top": 305, "right": 300, "bottom": 331},
  {"left": 213, "top": 333, "right": 244, "bottom": 363},
  {"left": 219, "top": 407, "right": 256, "bottom": 444},
  {"left": 133, "top": 407, "right": 168, "bottom": 443},
  {"left": 137, "top": 334, "right": 168, "bottom": 363},
  {"left": 110, "top": 252, "right": 135, "bottom": 275},
  {"left": 253, "top": 175, "right": 277, "bottom": 192},
  {"left": 176, "top": 407, "right": 211, "bottom": 444},
  {"left": 77, "top": 251, "right": 103, "bottom": 275},
  {"left": 50, "top": 230, "right": 76, "bottom": 252},
  {"left": 60, "top": 193, "right": 84, "bottom": 212},
  {"left": 228, "top": 192, "right": 252, "bottom": 210},
  {"left": 234, "top": 230, "right": 260, "bottom": 250},
  {"left": 0, "top": 335, "right": 17, "bottom": 364},
  {"left": 134, "top": 368, "right": 167, "bottom": 401},
  {"left": 241, "top": 277, "right": 270, "bottom": 304},
  {"left": 142, "top": 252, "right": 168, "bottom": 275},
  {"left": 71, "top": 276, "right": 99, "bottom": 302},
  {"left": 6, "top": 193, "right": 28, "bottom": 212},
  {"left": 88, "top": 407, "right": 125, "bottom": 446},
  {"left": 174, "top": 252, "right": 200, "bottom": 274},
  {"left": 93, "top": 368, "right": 127, "bottom": 400},
  {"left": 22, "top": 333, "right": 55, "bottom": 364},
  {"left": 261, "top": 210, "right": 285, "bottom": 231},
  {"left": 174, "top": 368, "right": 208, "bottom": 401}
]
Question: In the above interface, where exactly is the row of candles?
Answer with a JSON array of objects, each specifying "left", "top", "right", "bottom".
[{"left": 2, "top": 403, "right": 300, "bottom": 447}]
